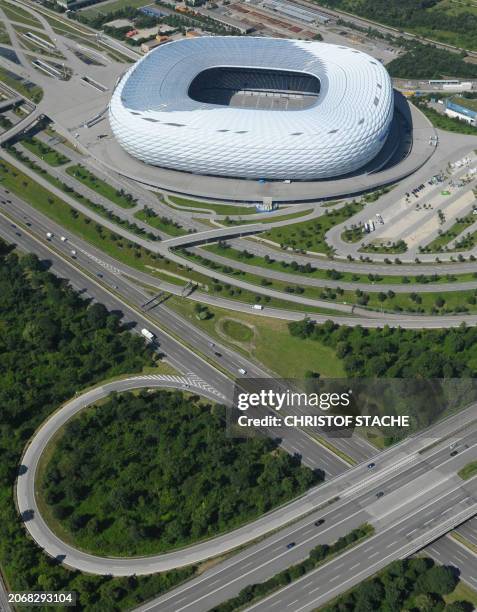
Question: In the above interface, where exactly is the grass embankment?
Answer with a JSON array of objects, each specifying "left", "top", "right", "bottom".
[
  {"left": 458, "top": 461, "right": 477, "bottom": 480},
  {"left": 183, "top": 247, "right": 477, "bottom": 315},
  {"left": 0, "top": 159, "right": 345, "bottom": 315},
  {"left": 21, "top": 136, "right": 69, "bottom": 167},
  {"left": 424, "top": 214, "right": 476, "bottom": 252},
  {"left": 444, "top": 580, "right": 477, "bottom": 608},
  {"left": 66, "top": 164, "right": 137, "bottom": 209},
  {"left": 0, "top": 0, "right": 43, "bottom": 28},
  {"left": 168, "top": 195, "right": 260, "bottom": 216},
  {"left": 221, "top": 208, "right": 313, "bottom": 226},
  {"left": 0, "top": 22, "right": 10, "bottom": 45},
  {"left": 262, "top": 201, "right": 364, "bottom": 253},
  {"left": 210, "top": 524, "right": 374, "bottom": 612},
  {"left": 167, "top": 298, "right": 345, "bottom": 378},
  {"left": 6, "top": 148, "right": 159, "bottom": 241},
  {"left": 203, "top": 243, "right": 477, "bottom": 286},
  {"left": 359, "top": 239, "right": 408, "bottom": 254},
  {"left": 135, "top": 207, "right": 188, "bottom": 237},
  {"left": 0, "top": 66, "right": 42, "bottom": 102}
]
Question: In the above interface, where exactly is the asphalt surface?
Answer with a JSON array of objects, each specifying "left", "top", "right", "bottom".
[
  {"left": 456, "top": 517, "right": 477, "bottom": 548},
  {"left": 426, "top": 534, "right": 477, "bottom": 591},
  {"left": 0, "top": 189, "right": 378, "bottom": 468},
  {"left": 135, "top": 427, "right": 477, "bottom": 610}
]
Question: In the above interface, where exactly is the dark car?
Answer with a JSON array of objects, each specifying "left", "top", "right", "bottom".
[
  {"left": 376, "top": 491, "right": 384, "bottom": 498},
  {"left": 286, "top": 542, "right": 296, "bottom": 549},
  {"left": 314, "top": 519, "right": 325, "bottom": 526},
  {"left": 97, "top": 273, "right": 103, "bottom": 278},
  {"left": 367, "top": 462, "right": 376, "bottom": 469},
  {"left": 450, "top": 450, "right": 458, "bottom": 457}
]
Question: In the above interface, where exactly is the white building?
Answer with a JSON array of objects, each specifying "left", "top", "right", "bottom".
[{"left": 109, "top": 37, "right": 394, "bottom": 180}]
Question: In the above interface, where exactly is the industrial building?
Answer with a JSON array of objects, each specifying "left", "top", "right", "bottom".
[{"left": 445, "top": 98, "right": 477, "bottom": 126}]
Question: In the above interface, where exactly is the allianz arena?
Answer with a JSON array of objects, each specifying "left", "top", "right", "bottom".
[{"left": 109, "top": 37, "right": 394, "bottom": 181}]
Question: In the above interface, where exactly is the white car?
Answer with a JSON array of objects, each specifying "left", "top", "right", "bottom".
[{"left": 238, "top": 368, "right": 247, "bottom": 375}]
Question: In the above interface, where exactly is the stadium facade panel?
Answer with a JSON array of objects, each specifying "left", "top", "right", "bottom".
[{"left": 109, "top": 37, "right": 394, "bottom": 180}]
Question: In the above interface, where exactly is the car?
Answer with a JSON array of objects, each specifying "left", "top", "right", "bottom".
[
  {"left": 25, "top": 222, "right": 31, "bottom": 227},
  {"left": 214, "top": 351, "right": 222, "bottom": 357},
  {"left": 450, "top": 450, "right": 458, "bottom": 457},
  {"left": 238, "top": 367, "right": 247, "bottom": 375},
  {"left": 15, "top": 232, "right": 21, "bottom": 237},
  {"left": 367, "top": 462, "right": 376, "bottom": 469},
  {"left": 314, "top": 519, "right": 325, "bottom": 526},
  {"left": 376, "top": 491, "right": 384, "bottom": 498},
  {"left": 286, "top": 542, "right": 296, "bottom": 549},
  {"left": 97, "top": 273, "right": 103, "bottom": 278}
]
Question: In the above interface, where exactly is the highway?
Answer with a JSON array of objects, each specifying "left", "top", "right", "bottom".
[
  {"left": 0, "top": 189, "right": 379, "bottom": 467},
  {"left": 0, "top": 215, "right": 356, "bottom": 475},
  {"left": 135, "top": 426, "right": 477, "bottom": 610},
  {"left": 426, "top": 534, "right": 477, "bottom": 591}
]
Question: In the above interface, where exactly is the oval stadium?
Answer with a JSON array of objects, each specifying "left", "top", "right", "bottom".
[{"left": 109, "top": 37, "right": 394, "bottom": 181}]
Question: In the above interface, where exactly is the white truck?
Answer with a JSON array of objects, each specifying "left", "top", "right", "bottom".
[
  {"left": 141, "top": 328, "right": 155, "bottom": 342},
  {"left": 252, "top": 304, "right": 263, "bottom": 310}
]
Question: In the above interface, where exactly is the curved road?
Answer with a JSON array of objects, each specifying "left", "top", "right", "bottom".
[{"left": 16, "top": 373, "right": 477, "bottom": 575}]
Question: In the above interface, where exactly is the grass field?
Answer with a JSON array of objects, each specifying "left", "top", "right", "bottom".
[
  {"left": 444, "top": 579, "right": 477, "bottom": 608},
  {"left": 424, "top": 214, "right": 475, "bottom": 251},
  {"left": 262, "top": 202, "right": 364, "bottom": 253},
  {"left": 0, "top": 0, "right": 43, "bottom": 28},
  {"left": 0, "top": 22, "right": 10, "bottom": 45},
  {"left": 202, "top": 243, "right": 477, "bottom": 285},
  {"left": 221, "top": 318, "right": 254, "bottom": 343},
  {"left": 0, "top": 159, "right": 347, "bottom": 316},
  {"left": 458, "top": 460, "right": 477, "bottom": 480},
  {"left": 20, "top": 137, "right": 69, "bottom": 167},
  {"left": 222, "top": 208, "right": 313, "bottom": 226},
  {"left": 168, "top": 195, "right": 259, "bottom": 216},
  {"left": 135, "top": 208, "right": 188, "bottom": 237},
  {"left": 82, "top": 0, "right": 152, "bottom": 18},
  {"left": 168, "top": 298, "right": 345, "bottom": 378},
  {"left": 0, "top": 66, "right": 42, "bottom": 102},
  {"left": 66, "top": 164, "right": 136, "bottom": 209}
]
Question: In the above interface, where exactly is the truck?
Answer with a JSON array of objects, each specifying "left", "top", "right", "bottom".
[
  {"left": 141, "top": 328, "right": 155, "bottom": 342},
  {"left": 252, "top": 304, "right": 263, "bottom": 310}
]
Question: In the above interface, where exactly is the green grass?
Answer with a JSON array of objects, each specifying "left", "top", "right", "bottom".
[
  {"left": 203, "top": 243, "right": 477, "bottom": 285},
  {"left": 0, "top": 66, "right": 43, "bottom": 103},
  {"left": 444, "top": 579, "right": 477, "bottom": 607},
  {"left": 221, "top": 318, "right": 254, "bottom": 343},
  {"left": 0, "top": 159, "right": 347, "bottom": 316},
  {"left": 0, "top": 22, "right": 10, "bottom": 45},
  {"left": 458, "top": 460, "right": 477, "bottom": 480},
  {"left": 222, "top": 208, "right": 313, "bottom": 226},
  {"left": 168, "top": 298, "right": 345, "bottom": 378},
  {"left": 82, "top": 0, "right": 151, "bottom": 18},
  {"left": 0, "top": 0, "right": 43, "bottom": 28},
  {"left": 185, "top": 247, "right": 477, "bottom": 315},
  {"left": 168, "top": 195, "right": 259, "bottom": 216},
  {"left": 424, "top": 214, "right": 476, "bottom": 251},
  {"left": 66, "top": 164, "right": 136, "bottom": 209},
  {"left": 262, "top": 202, "right": 364, "bottom": 254},
  {"left": 135, "top": 208, "right": 188, "bottom": 237},
  {"left": 20, "top": 136, "right": 69, "bottom": 167},
  {"left": 360, "top": 239, "right": 408, "bottom": 254},
  {"left": 416, "top": 102, "right": 477, "bottom": 134}
]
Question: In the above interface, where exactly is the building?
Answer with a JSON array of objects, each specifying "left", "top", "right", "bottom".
[
  {"left": 140, "top": 37, "right": 171, "bottom": 54},
  {"left": 109, "top": 36, "right": 394, "bottom": 180},
  {"left": 445, "top": 98, "right": 477, "bottom": 126},
  {"left": 55, "top": 0, "right": 102, "bottom": 8}
]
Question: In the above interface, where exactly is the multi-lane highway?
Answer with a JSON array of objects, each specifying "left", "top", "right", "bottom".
[{"left": 135, "top": 425, "right": 477, "bottom": 611}]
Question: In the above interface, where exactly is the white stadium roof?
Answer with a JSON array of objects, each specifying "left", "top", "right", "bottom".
[{"left": 109, "top": 36, "right": 394, "bottom": 180}]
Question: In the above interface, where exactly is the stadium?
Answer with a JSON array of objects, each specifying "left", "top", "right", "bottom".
[{"left": 109, "top": 37, "right": 394, "bottom": 182}]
